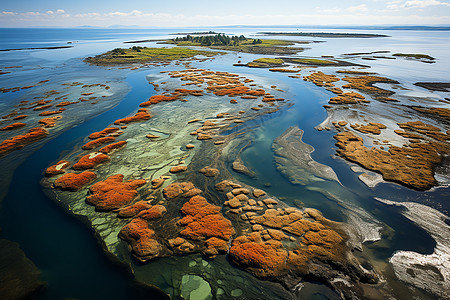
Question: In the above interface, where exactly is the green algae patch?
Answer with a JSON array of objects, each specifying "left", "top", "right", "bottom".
[
  {"left": 291, "top": 58, "right": 337, "bottom": 65},
  {"left": 393, "top": 53, "right": 435, "bottom": 61},
  {"left": 85, "top": 46, "right": 220, "bottom": 65},
  {"left": 253, "top": 58, "right": 284, "bottom": 65}
]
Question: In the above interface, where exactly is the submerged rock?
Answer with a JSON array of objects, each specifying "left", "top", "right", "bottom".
[
  {"left": 0, "top": 239, "right": 46, "bottom": 300},
  {"left": 273, "top": 126, "right": 340, "bottom": 185}
]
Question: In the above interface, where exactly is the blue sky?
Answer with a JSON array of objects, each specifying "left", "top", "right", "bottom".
[{"left": 1, "top": 0, "right": 450, "bottom": 27}]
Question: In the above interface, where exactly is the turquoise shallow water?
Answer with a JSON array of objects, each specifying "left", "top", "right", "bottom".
[{"left": 0, "top": 27, "right": 448, "bottom": 299}]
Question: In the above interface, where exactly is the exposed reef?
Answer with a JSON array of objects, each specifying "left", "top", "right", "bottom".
[{"left": 0, "top": 127, "right": 47, "bottom": 158}]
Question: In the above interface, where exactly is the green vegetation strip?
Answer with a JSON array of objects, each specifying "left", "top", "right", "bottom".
[
  {"left": 85, "top": 46, "right": 219, "bottom": 65},
  {"left": 291, "top": 58, "right": 337, "bottom": 65}
]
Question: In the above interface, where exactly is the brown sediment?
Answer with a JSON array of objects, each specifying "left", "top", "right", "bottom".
[
  {"left": 303, "top": 71, "right": 340, "bottom": 87},
  {"left": 329, "top": 92, "right": 368, "bottom": 104},
  {"left": 269, "top": 68, "right": 298, "bottom": 73},
  {"left": 398, "top": 121, "right": 449, "bottom": 142},
  {"left": 162, "top": 182, "right": 201, "bottom": 200},
  {"left": 411, "top": 107, "right": 450, "bottom": 122},
  {"left": 53, "top": 171, "right": 96, "bottom": 191},
  {"left": 350, "top": 122, "right": 387, "bottom": 135},
  {"left": 342, "top": 75, "right": 399, "bottom": 99},
  {"left": 0, "top": 127, "right": 47, "bottom": 157},
  {"left": 169, "top": 166, "right": 187, "bottom": 173},
  {"left": 86, "top": 174, "right": 146, "bottom": 211}
]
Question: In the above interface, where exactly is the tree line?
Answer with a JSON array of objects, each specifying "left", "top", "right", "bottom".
[{"left": 173, "top": 33, "right": 254, "bottom": 46}]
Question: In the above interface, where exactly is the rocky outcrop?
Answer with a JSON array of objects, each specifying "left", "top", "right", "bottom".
[
  {"left": 198, "top": 166, "right": 219, "bottom": 177},
  {"left": 163, "top": 182, "right": 201, "bottom": 199},
  {"left": 86, "top": 174, "right": 146, "bottom": 211},
  {"left": 119, "top": 218, "right": 162, "bottom": 258},
  {"left": 53, "top": 171, "right": 96, "bottom": 191},
  {"left": 169, "top": 166, "right": 187, "bottom": 173}
]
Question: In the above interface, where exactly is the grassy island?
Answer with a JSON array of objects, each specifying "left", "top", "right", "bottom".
[
  {"left": 167, "top": 34, "right": 306, "bottom": 55},
  {"left": 85, "top": 46, "right": 219, "bottom": 65}
]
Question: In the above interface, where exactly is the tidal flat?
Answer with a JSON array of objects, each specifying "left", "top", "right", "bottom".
[{"left": 0, "top": 27, "right": 449, "bottom": 300}]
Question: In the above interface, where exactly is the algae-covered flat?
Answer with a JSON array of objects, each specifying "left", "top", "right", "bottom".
[
  {"left": 85, "top": 46, "right": 221, "bottom": 65},
  {"left": 393, "top": 53, "right": 435, "bottom": 62}
]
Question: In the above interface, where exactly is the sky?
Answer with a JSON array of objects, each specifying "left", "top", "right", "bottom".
[{"left": 1, "top": 0, "right": 450, "bottom": 27}]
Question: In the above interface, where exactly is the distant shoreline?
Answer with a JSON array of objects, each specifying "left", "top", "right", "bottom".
[
  {"left": 0, "top": 45, "right": 73, "bottom": 52},
  {"left": 258, "top": 32, "right": 389, "bottom": 38}
]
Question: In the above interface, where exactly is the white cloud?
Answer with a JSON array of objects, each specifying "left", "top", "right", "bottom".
[
  {"left": 46, "top": 10, "right": 54, "bottom": 14},
  {"left": 347, "top": 4, "right": 369, "bottom": 12},
  {"left": 56, "top": 9, "right": 65, "bottom": 14},
  {"left": 387, "top": 0, "right": 450, "bottom": 9},
  {"left": 2, "top": 11, "right": 16, "bottom": 15}
]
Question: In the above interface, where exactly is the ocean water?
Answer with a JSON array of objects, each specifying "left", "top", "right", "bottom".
[{"left": 0, "top": 27, "right": 449, "bottom": 299}]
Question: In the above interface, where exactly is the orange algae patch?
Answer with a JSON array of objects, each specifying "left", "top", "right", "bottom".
[
  {"left": 99, "top": 140, "right": 127, "bottom": 154},
  {"left": 88, "top": 127, "right": 119, "bottom": 139},
  {"left": 0, "top": 127, "right": 47, "bottom": 157},
  {"left": 118, "top": 200, "right": 152, "bottom": 218},
  {"left": 86, "top": 174, "right": 146, "bottom": 211},
  {"left": 12, "top": 115, "right": 28, "bottom": 120},
  {"left": 114, "top": 108, "right": 151, "bottom": 125},
  {"left": 56, "top": 101, "right": 79, "bottom": 107},
  {"left": 334, "top": 130, "right": 449, "bottom": 190},
  {"left": 45, "top": 160, "right": 70, "bottom": 176},
  {"left": 81, "top": 136, "right": 116, "bottom": 150},
  {"left": 119, "top": 218, "right": 161, "bottom": 258},
  {"left": 140, "top": 95, "right": 179, "bottom": 107},
  {"left": 38, "top": 110, "right": 62, "bottom": 116},
  {"left": 72, "top": 152, "right": 110, "bottom": 170},
  {"left": 54, "top": 171, "right": 96, "bottom": 191},
  {"left": 179, "top": 195, "right": 235, "bottom": 241},
  {"left": 229, "top": 232, "right": 287, "bottom": 278},
  {"left": 39, "top": 116, "right": 62, "bottom": 128},
  {"left": 0, "top": 122, "right": 26, "bottom": 131}
]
